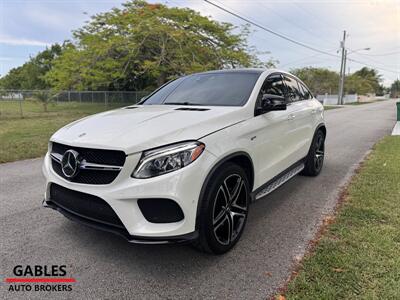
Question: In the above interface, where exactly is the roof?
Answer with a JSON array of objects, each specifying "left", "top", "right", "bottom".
[{"left": 197, "top": 68, "right": 266, "bottom": 75}]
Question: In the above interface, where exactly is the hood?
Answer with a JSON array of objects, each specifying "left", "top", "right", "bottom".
[{"left": 51, "top": 105, "right": 247, "bottom": 154}]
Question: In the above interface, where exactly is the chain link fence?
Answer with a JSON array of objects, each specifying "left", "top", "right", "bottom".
[
  {"left": 0, "top": 90, "right": 149, "bottom": 119},
  {"left": 0, "top": 90, "right": 148, "bottom": 104}
]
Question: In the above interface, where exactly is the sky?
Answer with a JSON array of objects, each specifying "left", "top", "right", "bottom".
[{"left": 0, "top": 0, "right": 399, "bottom": 86}]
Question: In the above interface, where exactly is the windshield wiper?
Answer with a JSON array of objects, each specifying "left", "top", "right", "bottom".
[{"left": 163, "top": 101, "right": 205, "bottom": 106}]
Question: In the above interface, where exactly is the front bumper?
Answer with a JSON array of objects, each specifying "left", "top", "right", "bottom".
[
  {"left": 42, "top": 148, "right": 216, "bottom": 241},
  {"left": 42, "top": 199, "right": 198, "bottom": 244}
]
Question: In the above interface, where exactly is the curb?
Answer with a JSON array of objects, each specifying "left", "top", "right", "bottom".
[{"left": 392, "top": 121, "right": 400, "bottom": 136}]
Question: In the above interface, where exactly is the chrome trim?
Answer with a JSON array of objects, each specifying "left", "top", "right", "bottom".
[
  {"left": 50, "top": 152, "right": 62, "bottom": 162},
  {"left": 50, "top": 152, "right": 122, "bottom": 171},
  {"left": 255, "top": 163, "right": 304, "bottom": 200},
  {"left": 79, "top": 160, "right": 122, "bottom": 171}
]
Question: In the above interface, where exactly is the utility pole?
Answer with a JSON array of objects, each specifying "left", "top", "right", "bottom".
[
  {"left": 338, "top": 30, "right": 346, "bottom": 105},
  {"left": 341, "top": 49, "right": 348, "bottom": 104}
]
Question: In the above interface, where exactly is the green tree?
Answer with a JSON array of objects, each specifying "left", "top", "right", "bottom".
[
  {"left": 290, "top": 66, "right": 384, "bottom": 96},
  {"left": 345, "top": 67, "right": 382, "bottom": 95},
  {"left": 290, "top": 67, "right": 339, "bottom": 95},
  {"left": 344, "top": 74, "right": 373, "bottom": 94},
  {"left": 0, "top": 44, "right": 63, "bottom": 90},
  {"left": 0, "top": 67, "right": 25, "bottom": 89},
  {"left": 45, "top": 0, "right": 265, "bottom": 91},
  {"left": 390, "top": 79, "right": 400, "bottom": 98}
]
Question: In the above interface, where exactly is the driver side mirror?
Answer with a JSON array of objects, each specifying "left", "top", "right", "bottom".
[{"left": 257, "top": 94, "right": 287, "bottom": 115}]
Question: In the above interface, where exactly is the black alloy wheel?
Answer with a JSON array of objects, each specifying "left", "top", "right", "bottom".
[
  {"left": 314, "top": 131, "right": 325, "bottom": 172},
  {"left": 212, "top": 173, "right": 248, "bottom": 246},
  {"left": 194, "top": 163, "right": 250, "bottom": 254},
  {"left": 301, "top": 129, "right": 325, "bottom": 176}
]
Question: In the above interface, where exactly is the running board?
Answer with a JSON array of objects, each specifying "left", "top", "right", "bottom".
[{"left": 254, "top": 163, "right": 305, "bottom": 200}]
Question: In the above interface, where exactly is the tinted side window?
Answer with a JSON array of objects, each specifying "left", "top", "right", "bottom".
[
  {"left": 260, "top": 74, "right": 286, "bottom": 97},
  {"left": 296, "top": 81, "right": 307, "bottom": 100},
  {"left": 283, "top": 75, "right": 301, "bottom": 102},
  {"left": 299, "top": 82, "right": 312, "bottom": 99}
]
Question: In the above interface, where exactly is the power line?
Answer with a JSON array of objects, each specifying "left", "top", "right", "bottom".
[
  {"left": 203, "top": 0, "right": 340, "bottom": 58},
  {"left": 204, "top": 0, "right": 305, "bottom": 57},
  {"left": 347, "top": 57, "right": 399, "bottom": 74},
  {"left": 203, "top": 0, "right": 399, "bottom": 76},
  {"left": 279, "top": 51, "right": 338, "bottom": 68},
  {"left": 210, "top": 0, "right": 336, "bottom": 57},
  {"left": 355, "top": 51, "right": 400, "bottom": 57},
  {"left": 292, "top": 2, "right": 343, "bottom": 34},
  {"left": 279, "top": 53, "right": 325, "bottom": 68},
  {"left": 350, "top": 52, "right": 399, "bottom": 70},
  {"left": 256, "top": 1, "right": 337, "bottom": 48}
]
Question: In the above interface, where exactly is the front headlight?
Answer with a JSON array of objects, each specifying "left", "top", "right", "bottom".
[{"left": 132, "top": 141, "right": 205, "bottom": 179}]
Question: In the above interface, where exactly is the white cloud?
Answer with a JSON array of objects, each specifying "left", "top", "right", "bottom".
[{"left": 0, "top": 36, "right": 50, "bottom": 47}]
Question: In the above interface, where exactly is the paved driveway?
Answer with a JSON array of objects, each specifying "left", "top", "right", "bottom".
[{"left": 0, "top": 100, "right": 397, "bottom": 299}]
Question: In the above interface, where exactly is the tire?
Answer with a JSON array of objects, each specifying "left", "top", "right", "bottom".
[
  {"left": 193, "top": 163, "right": 250, "bottom": 254},
  {"left": 301, "top": 129, "right": 325, "bottom": 176}
]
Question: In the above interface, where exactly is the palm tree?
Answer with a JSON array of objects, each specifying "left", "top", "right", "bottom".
[{"left": 33, "top": 90, "right": 56, "bottom": 112}]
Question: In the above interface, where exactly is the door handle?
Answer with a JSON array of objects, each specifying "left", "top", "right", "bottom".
[
  {"left": 311, "top": 109, "right": 317, "bottom": 114},
  {"left": 287, "top": 114, "right": 296, "bottom": 120}
]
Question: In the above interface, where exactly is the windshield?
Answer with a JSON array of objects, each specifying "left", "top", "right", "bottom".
[{"left": 141, "top": 72, "right": 261, "bottom": 106}]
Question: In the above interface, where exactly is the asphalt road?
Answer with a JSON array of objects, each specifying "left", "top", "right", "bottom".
[{"left": 0, "top": 100, "right": 397, "bottom": 299}]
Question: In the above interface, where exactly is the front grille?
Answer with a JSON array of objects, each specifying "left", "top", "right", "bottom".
[
  {"left": 49, "top": 183, "right": 124, "bottom": 228},
  {"left": 52, "top": 142, "right": 126, "bottom": 166},
  {"left": 51, "top": 142, "right": 126, "bottom": 185}
]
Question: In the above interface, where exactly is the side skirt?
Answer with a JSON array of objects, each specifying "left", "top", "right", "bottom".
[{"left": 251, "top": 159, "right": 305, "bottom": 202}]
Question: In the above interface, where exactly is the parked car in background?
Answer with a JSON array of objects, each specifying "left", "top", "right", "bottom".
[{"left": 42, "top": 69, "right": 326, "bottom": 254}]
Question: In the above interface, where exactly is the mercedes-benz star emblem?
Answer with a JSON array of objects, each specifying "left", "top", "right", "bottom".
[{"left": 61, "top": 150, "right": 80, "bottom": 178}]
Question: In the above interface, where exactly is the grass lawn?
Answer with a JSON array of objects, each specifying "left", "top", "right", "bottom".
[
  {"left": 324, "top": 105, "right": 342, "bottom": 110},
  {"left": 345, "top": 100, "right": 380, "bottom": 105},
  {"left": 0, "top": 101, "right": 123, "bottom": 163},
  {"left": 281, "top": 136, "right": 400, "bottom": 299}
]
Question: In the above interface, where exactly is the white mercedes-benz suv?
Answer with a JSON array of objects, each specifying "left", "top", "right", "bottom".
[{"left": 43, "top": 69, "right": 326, "bottom": 254}]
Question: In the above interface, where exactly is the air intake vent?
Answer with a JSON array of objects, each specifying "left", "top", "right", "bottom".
[
  {"left": 175, "top": 107, "right": 210, "bottom": 111},
  {"left": 137, "top": 198, "right": 184, "bottom": 223},
  {"left": 50, "top": 183, "right": 124, "bottom": 228}
]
